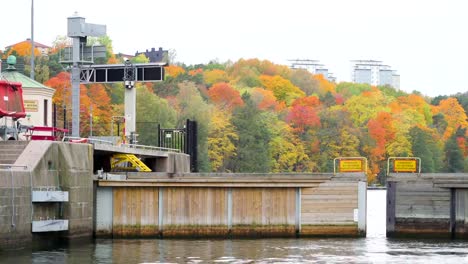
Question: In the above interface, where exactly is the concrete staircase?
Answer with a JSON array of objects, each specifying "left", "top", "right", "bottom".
[{"left": 0, "top": 141, "right": 29, "bottom": 164}]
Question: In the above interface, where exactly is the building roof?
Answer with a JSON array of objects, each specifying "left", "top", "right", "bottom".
[
  {"left": 0, "top": 70, "right": 53, "bottom": 92},
  {"left": 0, "top": 57, "right": 54, "bottom": 92},
  {"left": 5, "top": 38, "right": 51, "bottom": 49}
]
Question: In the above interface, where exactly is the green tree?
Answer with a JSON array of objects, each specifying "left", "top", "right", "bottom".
[
  {"left": 445, "top": 132, "right": 464, "bottom": 172},
  {"left": 229, "top": 93, "right": 271, "bottom": 172},
  {"left": 409, "top": 126, "right": 438, "bottom": 172},
  {"left": 136, "top": 85, "right": 177, "bottom": 146},
  {"left": 175, "top": 81, "right": 212, "bottom": 171}
]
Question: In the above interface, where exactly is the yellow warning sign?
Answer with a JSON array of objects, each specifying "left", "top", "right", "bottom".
[
  {"left": 394, "top": 159, "right": 417, "bottom": 172},
  {"left": 339, "top": 159, "right": 363, "bottom": 172}
]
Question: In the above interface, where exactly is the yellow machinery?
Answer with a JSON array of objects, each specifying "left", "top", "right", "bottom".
[{"left": 110, "top": 154, "right": 152, "bottom": 172}]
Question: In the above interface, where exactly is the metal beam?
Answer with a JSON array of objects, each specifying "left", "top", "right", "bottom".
[
  {"left": 67, "top": 14, "right": 106, "bottom": 137},
  {"left": 79, "top": 63, "right": 165, "bottom": 83}
]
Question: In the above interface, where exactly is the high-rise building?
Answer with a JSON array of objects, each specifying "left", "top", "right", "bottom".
[
  {"left": 351, "top": 60, "right": 399, "bottom": 89},
  {"left": 290, "top": 59, "right": 336, "bottom": 82}
]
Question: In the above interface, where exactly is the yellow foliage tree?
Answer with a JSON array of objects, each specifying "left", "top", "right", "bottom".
[
  {"left": 208, "top": 109, "right": 238, "bottom": 172},
  {"left": 313, "top": 74, "right": 336, "bottom": 95},
  {"left": 203, "top": 69, "right": 228, "bottom": 86},
  {"left": 259, "top": 75, "right": 305, "bottom": 105},
  {"left": 434, "top": 97, "right": 468, "bottom": 140},
  {"left": 165, "top": 65, "right": 185, "bottom": 78},
  {"left": 269, "top": 120, "right": 310, "bottom": 172}
]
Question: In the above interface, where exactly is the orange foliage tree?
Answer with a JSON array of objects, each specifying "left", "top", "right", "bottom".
[
  {"left": 208, "top": 83, "right": 244, "bottom": 110},
  {"left": 250, "top": 88, "right": 279, "bottom": 111},
  {"left": 5, "top": 42, "right": 40, "bottom": 58},
  {"left": 87, "top": 84, "right": 113, "bottom": 135},
  {"left": 367, "top": 111, "right": 396, "bottom": 177},
  {"left": 286, "top": 104, "right": 321, "bottom": 133}
]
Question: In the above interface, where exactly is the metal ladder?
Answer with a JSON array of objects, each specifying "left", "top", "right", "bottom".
[{"left": 111, "top": 154, "right": 152, "bottom": 172}]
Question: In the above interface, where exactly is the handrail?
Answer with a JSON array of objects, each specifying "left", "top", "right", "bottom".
[
  {"left": 120, "top": 143, "right": 180, "bottom": 153},
  {"left": 62, "top": 136, "right": 114, "bottom": 145},
  {"left": 62, "top": 136, "right": 180, "bottom": 153}
]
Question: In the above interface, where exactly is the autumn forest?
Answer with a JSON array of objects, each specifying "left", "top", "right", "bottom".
[{"left": 3, "top": 37, "right": 468, "bottom": 183}]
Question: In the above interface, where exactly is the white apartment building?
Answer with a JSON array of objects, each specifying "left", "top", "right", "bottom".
[
  {"left": 351, "top": 60, "right": 400, "bottom": 89},
  {"left": 290, "top": 59, "right": 336, "bottom": 82}
]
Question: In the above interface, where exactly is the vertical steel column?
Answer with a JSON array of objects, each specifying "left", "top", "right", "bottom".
[
  {"left": 71, "top": 37, "right": 81, "bottom": 137},
  {"left": 124, "top": 87, "right": 136, "bottom": 139}
]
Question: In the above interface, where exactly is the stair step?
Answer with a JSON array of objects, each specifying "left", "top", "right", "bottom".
[
  {"left": 0, "top": 154, "right": 21, "bottom": 158},
  {"left": 0, "top": 159, "right": 17, "bottom": 165}
]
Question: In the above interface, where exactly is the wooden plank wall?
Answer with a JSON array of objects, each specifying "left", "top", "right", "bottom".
[
  {"left": 112, "top": 187, "right": 159, "bottom": 237},
  {"left": 231, "top": 188, "right": 295, "bottom": 225},
  {"left": 107, "top": 182, "right": 362, "bottom": 237},
  {"left": 163, "top": 187, "right": 227, "bottom": 226},
  {"left": 395, "top": 182, "right": 450, "bottom": 219},
  {"left": 231, "top": 188, "right": 296, "bottom": 236},
  {"left": 301, "top": 181, "right": 358, "bottom": 235},
  {"left": 392, "top": 181, "right": 451, "bottom": 237}
]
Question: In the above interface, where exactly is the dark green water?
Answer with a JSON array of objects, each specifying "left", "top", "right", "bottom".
[{"left": 1, "top": 190, "right": 468, "bottom": 263}]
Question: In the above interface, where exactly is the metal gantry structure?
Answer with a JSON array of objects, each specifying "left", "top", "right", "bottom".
[{"left": 64, "top": 14, "right": 165, "bottom": 140}]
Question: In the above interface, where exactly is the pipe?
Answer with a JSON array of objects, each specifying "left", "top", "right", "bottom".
[
  {"left": 0, "top": 165, "right": 28, "bottom": 229},
  {"left": 10, "top": 167, "right": 15, "bottom": 228}
]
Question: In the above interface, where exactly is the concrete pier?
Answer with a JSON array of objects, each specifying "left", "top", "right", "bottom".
[
  {"left": 0, "top": 141, "right": 93, "bottom": 250},
  {"left": 1, "top": 140, "right": 368, "bottom": 250}
]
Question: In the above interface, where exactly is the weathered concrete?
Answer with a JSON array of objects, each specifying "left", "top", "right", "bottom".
[
  {"left": 0, "top": 141, "right": 93, "bottom": 251},
  {"left": 387, "top": 173, "right": 468, "bottom": 238},
  {"left": 95, "top": 172, "right": 367, "bottom": 238}
]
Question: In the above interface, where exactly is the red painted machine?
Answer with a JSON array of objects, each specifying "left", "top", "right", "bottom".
[
  {"left": 0, "top": 80, "right": 26, "bottom": 140},
  {"left": 1, "top": 80, "right": 67, "bottom": 141}
]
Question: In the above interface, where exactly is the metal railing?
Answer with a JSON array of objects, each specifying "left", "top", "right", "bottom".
[
  {"left": 120, "top": 143, "right": 180, "bottom": 153},
  {"left": 62, "top": 136, "right": 114, "bottom": 145},
  {"left": 62, "top": 136, "right": 180, "bottom": 153}
]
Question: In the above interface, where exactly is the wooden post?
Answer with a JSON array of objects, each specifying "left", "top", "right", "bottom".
[
  {"left": 158, "top": 187, "right": 163, "bottom": 235},
  {"left": 386, "top": 182, "right": 396, "bottom": 236},
  {"left": 450, "top": 188, "right": 456, "bottom": 239}
]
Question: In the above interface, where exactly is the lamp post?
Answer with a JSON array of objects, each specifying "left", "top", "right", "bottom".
[{"left": 30, "top": 0, "right": 35, "bottom": 80}]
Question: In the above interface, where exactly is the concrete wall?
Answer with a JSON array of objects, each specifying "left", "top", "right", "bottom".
[
  {"left": 95, "top": 173, "right": 367, "bottom": 238},
  {"left": 387, "top": 173, "right": 468, "bottom": 238},
  {"left": 0, "top": 141, "right": 93, "bottom": 250}
]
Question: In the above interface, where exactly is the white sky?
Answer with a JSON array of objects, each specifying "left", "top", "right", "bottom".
[{"left": 1, "top": 0, "right": 467, "bottom": 97}]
